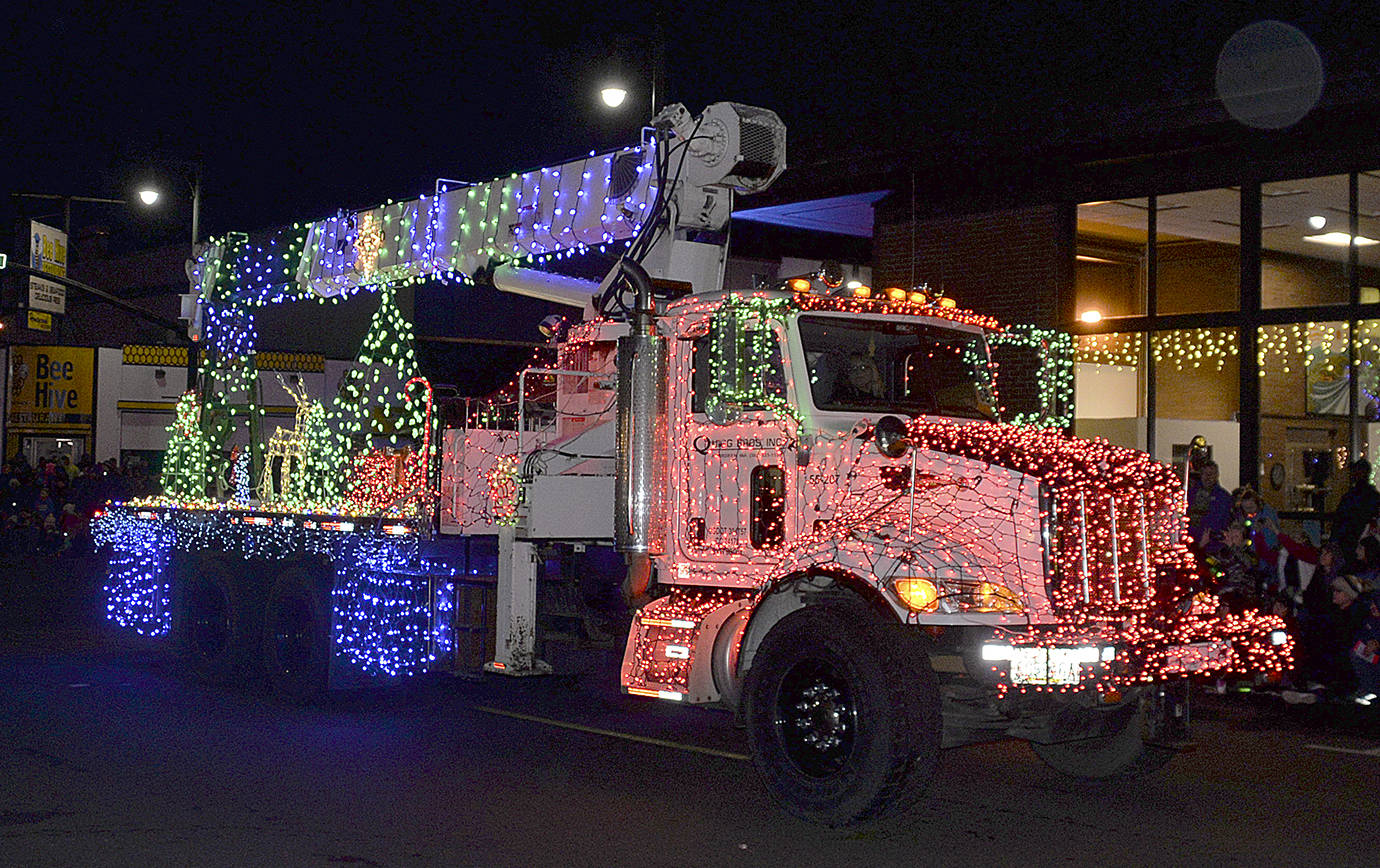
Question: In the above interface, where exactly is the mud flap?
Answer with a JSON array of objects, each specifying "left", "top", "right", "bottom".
[{"left": 1144, "top": 679, "right": 1193, "bottom": 749}]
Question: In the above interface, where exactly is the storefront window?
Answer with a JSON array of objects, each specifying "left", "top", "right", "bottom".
[
  {"left": 1258, "top": 321, "right": 1352, "bottom": 515},
  {"left": 1361, "top": 172, "right": 1380, "bottom": 298},
  {"left": 1151, "top": 328, "right": 1240, "bottom": 491},
  {"left": 1074, "top": 332, "right": 1144, "bottom": 451},
  {"left": 1354, "top": 320, "right": 1380, "bottom": 481},
  {"left": 1155, "top": 188, "right": 1241, "bottom": 315},
  {"left": 1075, "top": 199, "right": 1147, "bottom": 317},
  {"left": 1263, "top": 174, "right": 1352, "bottom": 308}
]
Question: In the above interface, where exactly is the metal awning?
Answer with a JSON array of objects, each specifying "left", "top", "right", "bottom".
[{"left": 732, "top": 191, "right": 891, "bottom": 238}]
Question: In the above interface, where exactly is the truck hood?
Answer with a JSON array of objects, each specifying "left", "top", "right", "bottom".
[{"left": 904, "top": 418, "right": 1197, "bottom": 614}]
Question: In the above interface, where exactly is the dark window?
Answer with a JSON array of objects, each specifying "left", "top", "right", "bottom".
[
  {"left": 691, "top": 332, "right": 786, "bottom": 414},
  {"left": 750, "top": 465, "right": 786, "bottom": 548}
]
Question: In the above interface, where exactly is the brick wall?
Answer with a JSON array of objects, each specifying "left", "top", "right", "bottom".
[
  {"left": 874, "top": 204, "right": 1074, "bottom": 421},
  {"left": 874, "top": 204, "right": 1072, "bottom": 327}
]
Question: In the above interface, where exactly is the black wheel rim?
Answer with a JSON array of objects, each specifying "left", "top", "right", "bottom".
[
  {"left": 189, "top": 582, "right": 231, "bottom": 661},
  {"left": 774, "top": 656, "right": 857, "bottom": 778},
  {"left": 269, "top": 594, "right": 316, "bottom": 678}
]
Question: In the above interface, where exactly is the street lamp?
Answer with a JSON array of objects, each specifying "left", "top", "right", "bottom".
[
  {"left": 600, "top": 85, "right": 628, "bottom": 108},
  {"left": 597, "top": 28, "right": 665, "bottom": 117},
  {"left": 134, "top": 161, "right": 203, "bottom": 254}
]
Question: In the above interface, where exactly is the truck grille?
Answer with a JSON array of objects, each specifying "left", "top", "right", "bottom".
[{"left": 1048, "top": 485, "right": 1187, "bottom": 613}]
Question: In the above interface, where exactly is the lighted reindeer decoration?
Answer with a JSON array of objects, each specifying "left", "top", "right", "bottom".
[{"left": 260, "top": 374, "right": 317, "bottom": 502}]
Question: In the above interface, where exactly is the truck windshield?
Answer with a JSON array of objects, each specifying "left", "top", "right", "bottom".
[{"left": 799, "top": 315, "right": 997, "bottom": 420}]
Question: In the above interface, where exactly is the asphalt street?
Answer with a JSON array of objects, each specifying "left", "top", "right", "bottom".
[{"left": 2, "top": 551, "right": 1378, "bottom": 867}]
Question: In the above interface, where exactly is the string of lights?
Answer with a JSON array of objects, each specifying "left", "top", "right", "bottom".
[{"left": 92, "top": 506, "right": 453, "bottom": 676}]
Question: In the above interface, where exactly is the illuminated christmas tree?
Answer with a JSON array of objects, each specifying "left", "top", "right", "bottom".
[
  {"left": 329, "top": 286, "right": 425, "bottom": 451},
  {"left": 161, "top": 393, "right": 210, "bottom": 501}
]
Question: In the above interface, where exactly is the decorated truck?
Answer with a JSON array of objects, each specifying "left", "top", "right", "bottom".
[{"left": 94, "top": 101, "right": 1292, "bottom": 826}]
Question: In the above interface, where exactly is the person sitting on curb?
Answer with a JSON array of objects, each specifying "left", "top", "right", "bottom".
[
  {"left": 1334, "top": 578, "right": 1380, "bottom": 706},
  {"left": 1329, "top": 575, "right": 1378, "bottom": 704}
]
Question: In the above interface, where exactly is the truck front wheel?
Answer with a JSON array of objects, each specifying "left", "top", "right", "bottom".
[
  {"left": 262, "top": 569, "right": 330, "bottom": 701},
  {"left": 743, "top": 603, "right": 940, "bottom": 826},
  {"left": 1029, "top": 694, "right": 1175, "bottom": 780}
]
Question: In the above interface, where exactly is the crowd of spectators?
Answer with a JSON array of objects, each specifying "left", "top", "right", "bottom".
[
  {"left": 1189, "top": 452, "right": 1380, "bottom": 707},
  {"left": 0, "top": 454, "right": 151, "bottom": 558}
]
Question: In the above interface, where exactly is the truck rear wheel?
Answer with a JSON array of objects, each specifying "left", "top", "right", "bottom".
[
  {"left": 180, "top": 561, "right": 256, "bottom": 683},
  {"left": 1030, "top": 695, "right": 1175, "bottom": 780},
  {"left": 263, "top": 569, "right": 330, "bottom": 702},
  {"left": 743, "top": 603, "right": 940, "bottom": 826}
]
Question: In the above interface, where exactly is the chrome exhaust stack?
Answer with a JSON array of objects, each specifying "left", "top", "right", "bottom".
[{"left": 613, "top": 259, "right": 666, "bottom": 601}]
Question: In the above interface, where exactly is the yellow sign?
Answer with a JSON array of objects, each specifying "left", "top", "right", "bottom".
[
  {"left": 26, "top": 310, "right": 52, "bottom": 332},
  {"left": 30, "top": 221, "right": 67, "bottom": 277},
  {"left": 8, "top": 346, "right": 94, "bottom": 425}
]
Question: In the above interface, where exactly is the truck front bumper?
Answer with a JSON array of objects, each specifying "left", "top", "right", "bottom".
[{"left": 980, "top": 612, "right": 1292, "bottom": 689}]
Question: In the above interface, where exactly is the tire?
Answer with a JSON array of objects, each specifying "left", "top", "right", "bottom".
[
  {"left": 262, "top": 569, "right": 331, "bottom": 702},
  {"left": 1030, "top": 695, "right": 1176, "bottom": 780},
  {"left": 179, "top": 560, "right": 257, "bottom": 683},
  {"left": 742, "top": 603, "right": 941, "bottom": 826}
]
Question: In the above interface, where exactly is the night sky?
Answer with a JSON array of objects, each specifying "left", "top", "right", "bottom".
[{"left": 5, "top": 1, "right": 1376, "bottom": 254}]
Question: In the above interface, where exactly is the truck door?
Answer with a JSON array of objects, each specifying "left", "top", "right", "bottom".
[{"left": 683, "top": 308, "right": 795, "bottom": 559}]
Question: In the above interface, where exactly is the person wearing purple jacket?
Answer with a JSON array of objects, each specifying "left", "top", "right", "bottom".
[{"left": 1188, "top": 460, "right": 1233, "bottom": 549}]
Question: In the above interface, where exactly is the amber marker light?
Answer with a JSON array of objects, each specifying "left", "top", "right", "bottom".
[
  {"left": 789, "top": 278, "right": 812, "bottom": 293},
  {"left": 975, "top": 581, "right": 1024, "bottom": 613},
  {"left": 885, "top": 286, "right": 906, "bottom": 301},
  {"left": 852, "top": 284, "right": 872, "bottom": 299},
  {"left": 893, "top": 577, "right": 939, "bottom": 611}
]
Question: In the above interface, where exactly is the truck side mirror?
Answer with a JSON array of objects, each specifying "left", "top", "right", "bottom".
[{"left": 986, "top": 325, "right": 1073, "bottom": 429}]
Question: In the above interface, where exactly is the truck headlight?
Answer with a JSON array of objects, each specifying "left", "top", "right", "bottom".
[{"left": 974, "top": 581, "right": 1024, "bottom": 613}]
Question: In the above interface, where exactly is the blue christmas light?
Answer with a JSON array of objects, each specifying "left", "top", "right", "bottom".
[
  {"left": 94, "top": 516, "right": 174, "bottom": 636},
  {"left": 93, "top": 507, "right": 457, "bottom": 678},
  {"left": 332, "top": 541, "right": 439, "bottom": 678}
]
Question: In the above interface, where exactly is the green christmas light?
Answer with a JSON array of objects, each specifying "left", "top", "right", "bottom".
[
  {"left": 988, "top": 325, "right": 1074, "bottom": 428},
  {"left": 161, "top": 393, "right": 211, "bottom": 500}
]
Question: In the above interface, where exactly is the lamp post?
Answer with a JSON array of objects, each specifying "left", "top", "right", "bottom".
[
  {"left": 136, "top": 161, "right": 205, "bottom": 391},
  {"left": 598, "top": 28, "right": 665, "bottom": 117},
  {"left": 137, "top": 160, "right": 203, "bottom": 258}
]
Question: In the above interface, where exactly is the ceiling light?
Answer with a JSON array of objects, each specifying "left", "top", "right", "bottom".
[
  {"left": 1303, "top": 232, "right": 1380, "bottom": 247},
  {"left": 1080, "top": 310, "right": 1104, "bottom": 323},
  {"left": 1308, "top": 215, "right": 1326, "bottom": 230}
]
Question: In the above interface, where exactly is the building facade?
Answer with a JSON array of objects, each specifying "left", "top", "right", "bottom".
[{"left": 857, "top": 96, "right": 1380, "bottom": 525}]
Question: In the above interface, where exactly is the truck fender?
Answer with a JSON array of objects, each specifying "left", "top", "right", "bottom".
[
  {"left": 686, "top": 599, "right": 753, "bottom": 706},
  {"left": 730, "top": 571, "right": 898, "bottom": 709}
]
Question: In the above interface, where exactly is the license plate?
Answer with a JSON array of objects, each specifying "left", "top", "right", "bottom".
[
  {"left": 1010, "top": 647, "right": 1083, "bottom": 685},
  {"left": 1162, "top": 639, "right": 1232, "bottom": 673}
]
